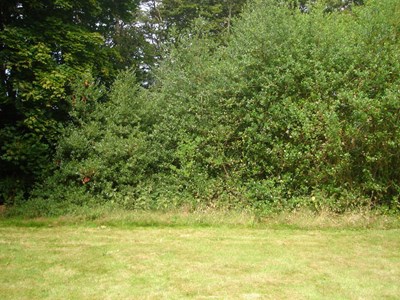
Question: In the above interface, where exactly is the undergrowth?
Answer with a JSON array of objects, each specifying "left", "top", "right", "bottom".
[{"left": 1, "top": 202, "right": 399, "bottom": 230}]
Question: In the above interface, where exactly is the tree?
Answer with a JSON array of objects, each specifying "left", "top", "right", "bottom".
[
  {"left": 158, "top": 0, "right": 246, "bottom": 34},
  {"left": 0, "top": 0, "right": 142, "bottom": 203},
  {"left": 138, "top": 0, "right": 247, "bottom": 61}
]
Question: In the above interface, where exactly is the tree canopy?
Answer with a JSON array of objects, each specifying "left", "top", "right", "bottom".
[
  {"left": 0, "top": 0, "right": 142, "bottom": 203},
  {"left": 2, "top": 0, "right": 400, "bottom": 215}
]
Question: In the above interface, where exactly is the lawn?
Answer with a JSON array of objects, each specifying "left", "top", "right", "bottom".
[{"left": 0, "top": 214, "right": 399, "bottom": 299}]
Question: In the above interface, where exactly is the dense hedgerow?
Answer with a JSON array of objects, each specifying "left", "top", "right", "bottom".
[{"left": 28, "top": 0, "right": 400, "bottom": 214}]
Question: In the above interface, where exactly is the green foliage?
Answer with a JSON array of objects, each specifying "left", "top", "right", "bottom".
[
  {"left": 139, "top": 0, "right": 247, "bottom": 61},
  {"left": 24, "top": 0, "right": 400, "bottom": 214},
  {"left": 0, "top": 0, "right": 146, "bottom": 204},
  {"left": 142, "top": 0, "right": 400, "bottom": 211},
  {"left": 31, "top": 70, "right": 157, "bottom": 210},
  {"left": 158, "top": 0, "right": 247, "bottom": 34}
]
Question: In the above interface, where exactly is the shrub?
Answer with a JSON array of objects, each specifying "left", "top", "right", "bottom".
[{"left": 27, "top": 0, "right": 400, "bottom": 214}]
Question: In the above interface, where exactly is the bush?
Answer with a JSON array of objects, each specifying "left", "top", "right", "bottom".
[
  {"left": 27, "top": 0, "right": 400, "bottom": 214},
  {"left": 29, "top": 71, "right": 156, "bottom": 209},
  {"left": 146, "top": 0, "right": 400, "bottom": 210}
]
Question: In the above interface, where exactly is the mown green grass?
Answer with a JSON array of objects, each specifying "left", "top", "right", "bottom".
[{"left": 0, "top": 211, "right": 399, "bottom": 299}]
